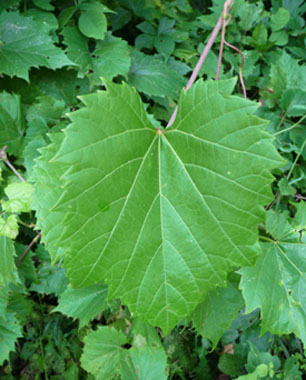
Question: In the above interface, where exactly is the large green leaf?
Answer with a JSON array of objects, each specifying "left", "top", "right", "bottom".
[
  {"left": 0, "top": 11, "right": 72, "bottom": 81},
  {"left": 239, "top": 209, "right": 306, "bottom": 345},
  {"left": 36, "top": 79, "right": 283, "bottom": 333}
]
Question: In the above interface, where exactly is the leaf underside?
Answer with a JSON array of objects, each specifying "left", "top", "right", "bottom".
[{"left": 33, "top": 79, "right": 283, "bottom": 333}]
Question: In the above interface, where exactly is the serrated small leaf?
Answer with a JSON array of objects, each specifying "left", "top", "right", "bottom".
[
  {"left": 128, "top": 50, "right": 186, "bottom": 97},
  {"left": 54, "top": 283, "right": 108, "bottom": 328},
  {"left": 121, "top": 346, "right": 167, "bottom": 380},
  {"left": 278, "top": 177, "right": 295, "bottom": 196},
  {"left": 239, "top": 234, "right": 306, "bottom": 345},
  {"left": 2, "top": 182, "right": 34, "bottom": 213},
  {"left": 30, "top": 245, "right": 69, "bottom": 295},
  {"left": 92, "top": 32, "right": 131, "bottom": 80},
  {"left": 0, "top": 312, "right": 23, "bottom": 365},
  {"left": 78, "top": 2, "right": 108, "bottom": 40},
  {"left": 0, "top": 215, "right": 19, "bottom": 240},
  {"left": 192, "top": 276, "right": 244, "bottom": 349},
  {"left": 0, "top": 11, "right": 72, "bottom": 81},
  {"left": 62, "top": 26, "right": 91, "bottom": 77},
  {"left": 81, "top": 326, "right": 127, "bottom": 380}
]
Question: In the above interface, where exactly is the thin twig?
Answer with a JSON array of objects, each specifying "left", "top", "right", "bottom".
[
  {"left": 216, "top": 2, "right": 229, "bottom": 80},
  {"left": 166, "top": 0, "right": 234, "bottom": 128},
  {"left": 274, "top": 114, "right": 306, "bottom": 136},
  {"left": 16, "top": 232, "right": 41, "bottom": 266},
  {"left": 0, "top": 145, "right": 26, "bottom": 182},
  {"left": 223, "top": 40, "right": 247, "bottom": 98},
  {"left": 286, "top": 138, "right": 306, "bottom": 181}
]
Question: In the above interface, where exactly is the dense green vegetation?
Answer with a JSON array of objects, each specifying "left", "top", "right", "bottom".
[{"left": 0, "top": 0, "right": 305, "bottom": 379}]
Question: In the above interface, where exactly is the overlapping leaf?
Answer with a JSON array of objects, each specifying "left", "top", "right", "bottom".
[
  {"left": 32, "top": 79, "right": 284, "bottom": 333},
  {"left": 0, "top": 11, "right": 72, "bottom": 81},
  {"left": 239, "top": 209, "right": 306, "bottom": 345},
  {"left": 191, "top": 275, "right": 244, "bottom": 348}
]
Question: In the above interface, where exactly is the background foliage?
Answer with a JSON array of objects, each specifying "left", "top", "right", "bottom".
[{"left": 0, "top": 0, "right": 305, "bottom": 379}]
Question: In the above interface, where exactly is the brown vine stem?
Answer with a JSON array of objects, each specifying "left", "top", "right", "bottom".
[
  {"left": 16, "top": 232, "right": 41, "bottom": 267},
  {"left": 216, "top": 2, "right": 230, "bottom": 80},
  {"left": 166, "top": 0, "right": 234, "bottom": 128},
  {"left": 0, "top": 145, "right": 26, "bottom": 182},
  {"left": 224, "top": 40, "right": 247, "bottom": 98}
]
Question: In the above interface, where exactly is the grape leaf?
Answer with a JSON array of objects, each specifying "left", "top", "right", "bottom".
[
  {"left": 92, "top": 32, "right": 131, "bottom": 80},
  {"left": 0, "top": 236, "right": 19, "bottom": 286},
  {"left": 81, "top": 326, "right": 127, "bottom": 380},
  {"left": 0, "top": 312, "right": 23, "bottom": 365},
  {"left": 81, "top": 326, "right": 167, "bottom": 380},
  {"left": 0, "top": 91, "right": 24, "bottom": 155},
  {"left": 191, "top": 275, "right": 244, "bottom": 349},
  {"left": 39, "top": 79, "right": 283, "bottom": 334},
  {"left": 128, "top": 50, "right": 186, "bottom": 97},
  {"left": 33, "top": 0, "right": 54, "bottom": 11},
  {"left": 61, "top": 26, "right": 91, "bottom": 78},
  {"left": 120, "top": 346, "right": 167, "bottom": 380},
  {"left": 0, "top": 11, "right": 72, "bottom": 81},
  {"left": 62, "top": 28, "right": 130, "bottom": 81},
  {"left": 0, "top": 215, "right": 19, "bottom": 240},
  {"left": 2, "top": 182, "right": 34, "bottom": 213},
  {"left": 78, "top": 1, "right": 109, "bottom": 40},
  {"left": 29, "top": 245, "right": 68, "bottom": 296},
  {"left": 239, "top": 209, "right": 306, "bottom": 345},
  {"left": 53, "top": 282, "right": 108, "bottom": 328}
]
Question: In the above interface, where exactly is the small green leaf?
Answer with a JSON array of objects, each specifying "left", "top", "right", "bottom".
[
  {"left": 53, "top": 282, "right": 108, "bottom": 328},
  {"left": 192, "top": 276, "right": 244, "bottom": 349},
  {"left": 81, "top": 326, "right": 127, "bottom": 380},
  {"left": 128, "top": 50, "right": 186, "bottom": 97},
  {"left": 32, "top": 0, "right": 54, "bottom": 11},
  {"left": 0, "top": 312, "right": 23, "bottom": 365},
  {"left": 0, "top": 11, "right": 72, "bottom": 81},
  {"left": 121, "top": 346, "right": 167, "bottom": 380},
  {"left": 281, "top": 89, "right": 306, "bottom": 116},
  {"left": 79, "top": 1, "right": 108, "bottom": 40},
  {"left": 2, "top": 182, "right": 34, "bottom": 213},
  {"left": 61, "top": 26, "right": 91, "bottom": 77},
  {"left": 278, "top": 177, "right": 296, "bottom": 196},
  {"left": 270, "top": 8, "right": 290, "bottom": 31},
  {"left": 30, "top": 245, "right": 69, "bottom": 296},
  {"left": 0, "top": 215, "right": 19, "bottom": 240},
  {"left": 239, "top": 222, "right": 306, "bottom": 345},
  {"left": 92, "top": 32, "right": 131, "bottom": 80}
]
